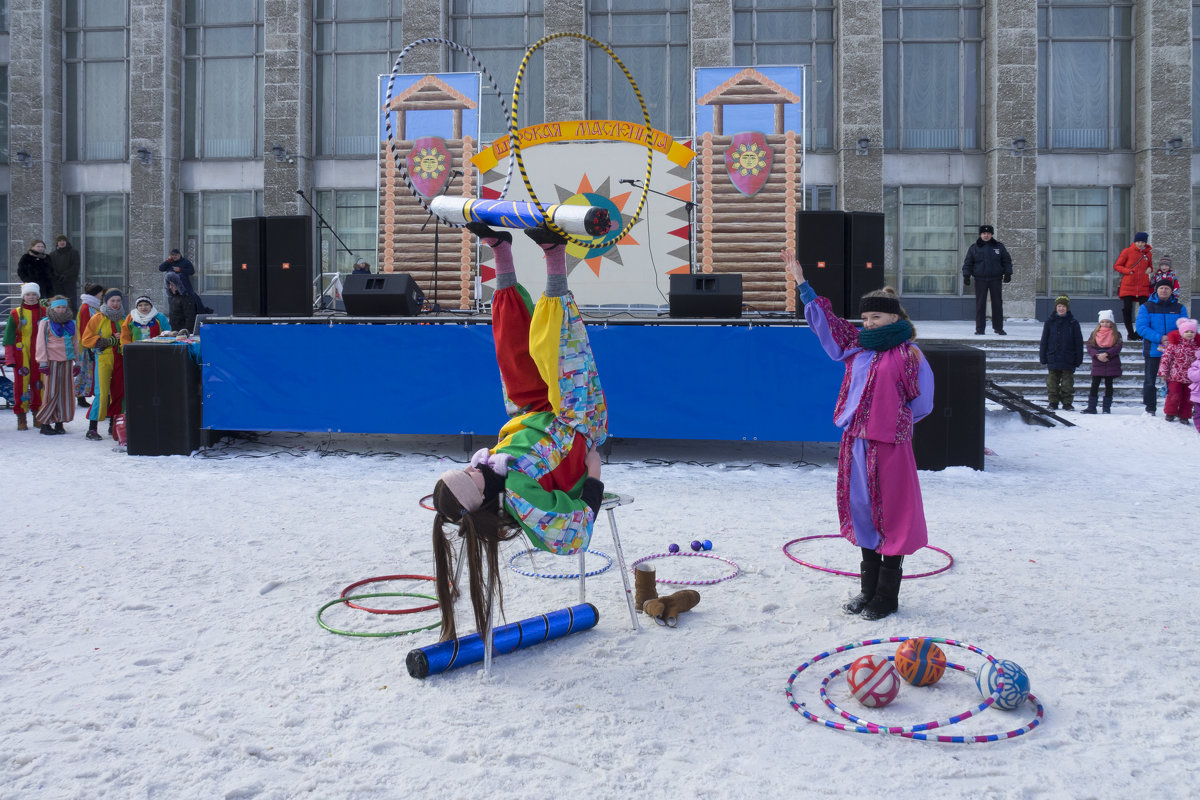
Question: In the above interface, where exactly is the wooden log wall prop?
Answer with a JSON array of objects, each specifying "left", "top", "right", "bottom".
[{"left": 697, "top": 131, "right": 800, "bottom": 313}]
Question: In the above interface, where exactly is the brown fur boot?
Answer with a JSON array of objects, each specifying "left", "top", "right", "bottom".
[
  {"left": 634, "top": 564, "right": 658, "bottom": 612},
  {"left": 17, "top": 412, "right": 28, "bottom": 431},
  {"left": 642, "top": 590, "right": 700, "bottom": 627}
]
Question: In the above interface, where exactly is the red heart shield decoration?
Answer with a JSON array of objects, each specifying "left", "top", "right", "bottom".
[
  {"left": 724, "top": 131, "right": 773, "bottom": 197},
  {"left": 406, "top": 137, "right": 452, "bottom": 198}
]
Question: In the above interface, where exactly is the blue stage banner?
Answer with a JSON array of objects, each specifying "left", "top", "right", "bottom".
[{"left": 201, "top": 323, "right": 843, "bottom": 442}]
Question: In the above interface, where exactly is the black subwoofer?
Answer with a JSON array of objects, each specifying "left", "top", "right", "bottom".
[
  {"left": 123, "top": 342, "right": 203, "bottom": 456},
  {"left": 342, "top": 273, "right": 425, "bottom": 316},
  {"left": 911, "top": 343, "right": 985, "bottom": 471},
  {"left": 668, "top": 273, "right": 743, "bottom": 318}
]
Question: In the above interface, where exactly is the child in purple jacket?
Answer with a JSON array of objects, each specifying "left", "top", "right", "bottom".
[{"left": 1082, "top": 310, "right": 1123, "bottom": 414}]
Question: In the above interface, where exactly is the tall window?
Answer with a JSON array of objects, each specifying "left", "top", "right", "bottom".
[
  {"left": 315, "top": 189, "right": 377, "bottom": 274},
  {"left": 733, "top": 0, "right": 835, "bottom": 150},
  {"left": 183, "top": 0, "right": 265, "bottom": 159},
  {"left": 883, "top": 186, "right": 981, "bottom": 295},
  {"left": 1037, "top": 186, "right": 1130, "bottom": 297},
  {"left": 588, "top": 0, "right": 689, "bottom": 138},
  {"left": 66, "top": 194, "right": 127, "bottom": 291},
  {"left": 315, "top": 0, "right": 403, "bottom": 157},
  {"left": 806, "top": 184, "right": 836, "bottom": 210},
  {"left": 883, "top": 0, "right": 981, "bottom": 151},
  {"left": 0, "top": 65, "right": 8, "bottom": 163},
  {"left": 63, "top": 0, "right": 128, "bottom": 161},
  {"left": 450, "top": 0, "right": 543, "bottom": 142},
  {"left": 183, "top": 192, "right": 263, "bottom": 293},
  {"left": 1038, "top": 1, "right": 1132, "bottom": 150}
]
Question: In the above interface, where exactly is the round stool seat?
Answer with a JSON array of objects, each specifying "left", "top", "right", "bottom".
[{"left": 601, "top": 492, "right": 632, "bottom": 510}]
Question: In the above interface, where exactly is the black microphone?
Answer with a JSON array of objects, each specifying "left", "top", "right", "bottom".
[
  {"left": 295, "top": 189, "right": 305, "bottom": 196},
  {"left": 450, "top": 169, "right": 464, "bottom": 177},
  {"left": 618, "top": 178, "right": 637, "bottom": 186}
]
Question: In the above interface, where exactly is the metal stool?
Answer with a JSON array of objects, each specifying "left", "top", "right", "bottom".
[{"left": 453, "top": 492, "right": 640, "bottom": 675}]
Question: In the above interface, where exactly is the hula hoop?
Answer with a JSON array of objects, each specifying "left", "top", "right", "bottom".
[
  {"left": 383, "top": 38, "right": 514, "bottom": 219},
  {"left": 509, "top": 548, "right": 613, "bottom": 579},
  {"left": 510, "top": 33, "right": 653, "bottom": 247},
  {"left": 419, "top": 493, "right": 435, "bottom": 511},
  {"left": 629, "top": 552, "right": 740, "bottom": 586},
  {"left": 785, "top": 637, "right": 1039, "bottom": 742},
  {"left": 340, "top": 574, "right": 438, "bottom": 615},
  {"left": 317, "top": 593, "right": 441, "bottom": 638},
  {"left": 818, "top": 657, "right": 1043, "bottom": 743},
  {"left": 782, "top": 535, "right": 954, "bottom": 579}
]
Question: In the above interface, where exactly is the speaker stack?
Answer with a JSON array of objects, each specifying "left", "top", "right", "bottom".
[
  {"left": 231, "top": 215, "right": 314, "bottom": 317},
  {"left": 911, "top": 343, "right": 986, "bottom": 471},
  {"left": 794, "top": 210, "right": 884, "bottom": 319},
  {"left": 668, "top": 273, "right": 743, "bottom": 318}
]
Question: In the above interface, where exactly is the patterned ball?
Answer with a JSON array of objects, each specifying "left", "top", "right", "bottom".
[
  {"left": 690, "top": 540, "right": 703, "bottom": 551},
  {"left": 668, "top": 543, "right": 680, "bottom": 553},
  {"left": 846, "top": 654, "right": 901, "bottom": 709},
  {"left": 976, "top": 659, "right": 1031, "bottom": 711},
  {"left": 894, "top": 638, "right": 947, "bottom": 687}
]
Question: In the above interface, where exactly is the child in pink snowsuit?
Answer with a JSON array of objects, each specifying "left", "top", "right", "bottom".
[{"left": 1158, "top": 318, "right": 1199, "bottom": 423}]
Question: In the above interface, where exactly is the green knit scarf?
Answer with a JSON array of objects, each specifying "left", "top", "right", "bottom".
[{"left": 858, "top": 319, "right": 914, "bottom": 351}]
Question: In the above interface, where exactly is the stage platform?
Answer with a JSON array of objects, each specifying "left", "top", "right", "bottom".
[{"left": 199, "top": 311, "right": 845, "bottom": 442}]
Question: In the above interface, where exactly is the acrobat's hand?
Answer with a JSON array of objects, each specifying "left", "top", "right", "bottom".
[
  {"left": 780, "top": 249, "right": 804, "bottom": 284},
  {"left": 585, "top": 446, "right": 603, "bottom": 480}
]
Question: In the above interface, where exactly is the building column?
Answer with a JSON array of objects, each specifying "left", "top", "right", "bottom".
[
  {"left": 128, "top": 0, "right": 183, "bottom": 300},
  {"left": 1136, "top": 0, "right": 1192, "bottom": 305},
  {"left": 263, "top": 0, "right": 313, "bottom": 215},
  {"left": 8, "top": 0, "right": 62, "bottom": 278},
  {"left": 400, "top": 0, "right": 445, "bottom": 75},
  {"left": 691, "top": 0, "right": 733, "bottom": 68},
  {"left": 984, "top": 0, "right": 1038, "bottom": 320},
  {"left": 544, "top": 0, "right": 586, "bottom": 122},
  {"left": 837, "top": 0, "right": 882, "bottom": 213}
]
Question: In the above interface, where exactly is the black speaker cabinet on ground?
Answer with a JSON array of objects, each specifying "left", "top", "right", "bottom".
[
  {"left": 264, "top": 215, "right": 313, "bottom": 317},
  {"left": 231, "top": 216, "right": 266, "bottom": 317},
  {"left": 911, "top": 343, "right": 985, "bottom": 471},
  {"left": 123, "top": 342, "right": 203, "bottom": 457},
  {"left": 796, "top": 210, "right": 847, "bottom": 319},
  {"left": 846, "top": 211, "right": 885, "bottom": 304},
  {"left": 668, "top": 273, "right": 743, "bottom": 318},
  {"left": 342, "top": 273, "right": 425, "bottom": 316}
]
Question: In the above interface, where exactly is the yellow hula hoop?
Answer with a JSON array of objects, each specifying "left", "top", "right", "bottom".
[{"left": 510, "top": 33, "right": 653, "bottom": 248}]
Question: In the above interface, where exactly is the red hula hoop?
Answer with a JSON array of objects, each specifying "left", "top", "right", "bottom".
[
  {"left": 782, "top": 535, "right": 954, "bottom": 579},
  {"left": 340, "top": 575, "right": 439, "bottom": 615}
]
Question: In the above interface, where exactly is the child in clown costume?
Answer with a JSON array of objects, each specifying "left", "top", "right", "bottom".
[
  {"left": 34, "top": 296, "right": 79, "bottom": 434},
  {"left": 75, "top": 283, "right": 105, "bottom": 408},
  {"left": 783, "top": 249, "right": 935, "bottom": 621},
  {"left": 81, "top": 289, "right": 127, "bottom": 441},
  {"left": 430, "top": 223, "right": 608, "bottom": 642},
  {"left": 2, "top": 283, "right": 47, "bottom": 430},
  {"left": 120, "top": 295, "right": 170, "bottom": 345}
]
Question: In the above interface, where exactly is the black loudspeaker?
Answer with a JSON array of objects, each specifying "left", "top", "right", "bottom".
[
  {"left": 911, "top": 343, "right": 985, "bottom": 471},
  {"left": 796, "top": 210, "right": 846, "bottom": 319},
  {"left": 231, "top": 216, "right": 266, "bottom": 317},
  {"left": 342, "top": 273, "right": 425, "bottom": 316},
  {"left": 846, "top": 211, "right": 885, "bottom": 304},
  {"left": 668, "top": 273, "right": 743, "bottom": 318},
  {"left": 123, "top": 342, "right": 203, "bottom": 456},
  {"left": 264, "top": 215, "right": 313, "bottom": 317}
]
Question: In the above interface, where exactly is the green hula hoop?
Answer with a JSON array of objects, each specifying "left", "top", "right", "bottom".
[
  {"left": 317, "top": 592, "right": 441, "bottom": 638},
  {"left": 510, "top": 32, "right": 653, "bottom": 248}
]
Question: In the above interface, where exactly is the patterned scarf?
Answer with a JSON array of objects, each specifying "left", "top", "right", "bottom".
[{"left": 858, "top": 319, "right": 914, "bottom": 352}]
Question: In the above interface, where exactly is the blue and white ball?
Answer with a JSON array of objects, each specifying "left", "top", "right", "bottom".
[{"left": 976, "top": 659, "right": 1031, "bottom": 711}]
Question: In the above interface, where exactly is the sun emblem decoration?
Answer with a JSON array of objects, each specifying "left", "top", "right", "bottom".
[
  {"left": 413, "top": 147, "right": 446, "bottom": 181},
  {"left": 730, "top": 142, "right": 766, "bottom": 176}
]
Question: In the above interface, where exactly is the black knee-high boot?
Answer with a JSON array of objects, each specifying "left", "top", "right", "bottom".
[
  {"left": 861, "top": 556, "right": 903, "bottom": 620},
  {"left": 843, "top": 549, "right": 881, "bottom": 614}
]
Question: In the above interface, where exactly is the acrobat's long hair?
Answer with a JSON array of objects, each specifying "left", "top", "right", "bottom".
[{"left": 431, "top": 480, "right": 520, "bottom": 642}]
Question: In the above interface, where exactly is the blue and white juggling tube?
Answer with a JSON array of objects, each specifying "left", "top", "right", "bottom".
[
  {"left": 406, "top": 603, "right": 600, "bottom": 678},
  {"left": 429, "top": 197, "right": 611, "bottom": 237}
]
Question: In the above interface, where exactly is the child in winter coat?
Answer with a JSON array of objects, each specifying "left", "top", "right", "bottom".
[
  {"left": 1189, "top": 350, "right": 1200, "bottom": 435},
  {"left": 75, "top": 283, "right": 104, "bottom": 408},
  {"left": 121, "top": 296, "right": 170, "bottom": 345},
  {"left": 81, "top": 289, "right": 126, "bottom": 441},
  {"left": 1082, "top": 310, "right": 1122, "bottom": 414},
  {"left": 164, "top": 272, "right": 198, "bottom": 333},
  {"left": 1158, "top": 318, "right": 1199, "bottom": 423},
  {"left": 1040, "top": 295, "right": 1084, "bottom": 410},
  {"left": 33, "top": 296, "right": 78, "bottom": 434}
]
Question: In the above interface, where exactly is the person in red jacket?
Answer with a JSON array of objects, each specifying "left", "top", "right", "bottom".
[{"left": 1113, "top": 232, "right": 1153, "bottom": 340}]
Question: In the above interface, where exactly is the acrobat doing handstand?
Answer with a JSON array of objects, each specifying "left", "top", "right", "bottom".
[{"left": 430, "top": 223, "right": 609, "bottom": 641}]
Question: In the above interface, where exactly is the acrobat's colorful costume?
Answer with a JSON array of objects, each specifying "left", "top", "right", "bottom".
[{"left": 486, "top": 281, "right": 608, "bottom": 553}]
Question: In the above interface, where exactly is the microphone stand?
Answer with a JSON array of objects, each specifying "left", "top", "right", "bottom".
[
  {"left": 296, "top": 189, "right": 357, "bottom": 311},
  {"left": 621, "top": 178, "right": 698, "bottom": 270},
  {"left": 420, "top": 170, "right": 462, "bottom": 314}
]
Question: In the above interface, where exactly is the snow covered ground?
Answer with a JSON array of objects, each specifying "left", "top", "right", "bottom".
[{"left": 1, "top": 398, "right": 1198, "bottom": 799}]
